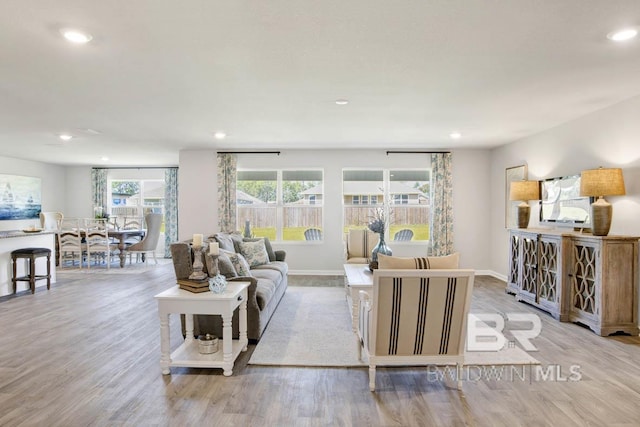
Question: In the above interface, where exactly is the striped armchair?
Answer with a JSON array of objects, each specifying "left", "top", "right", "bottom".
[
  {"left": 345, "top": 229, "right": 379, "bottom": 264},
  {"left": 357, "top": 269, "right": 475, "bottom": 391}
]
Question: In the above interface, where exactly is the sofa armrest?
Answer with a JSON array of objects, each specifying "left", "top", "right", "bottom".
[
  {"left": 228, "top": 276, "right": 259, "bottom": 310},
  {"left": 275, "top": 250, "right": 286, "bottom": 262}
]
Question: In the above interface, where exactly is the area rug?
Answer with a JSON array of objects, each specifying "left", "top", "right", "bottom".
[
  {"left": 56, "top": 258, "right": 172, "bottom": 275},
  {"left": 249, "top": 286, "right": 540, "bottom": 367}
]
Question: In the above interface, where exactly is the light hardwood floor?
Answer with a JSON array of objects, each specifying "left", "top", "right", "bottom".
[{"left": 1, "top": 263, "right": 640, "bottom": 426}]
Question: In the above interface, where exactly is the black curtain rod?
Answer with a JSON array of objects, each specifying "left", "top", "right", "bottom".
[
  {"left": 386, "top": 150, "right": 450, "bottom": 155},
  {"left": 91, "top": 166, "right": 178, "bottom": 169},
  {"left": 218, "top": 151, "right": 281, "bottom": 155}
]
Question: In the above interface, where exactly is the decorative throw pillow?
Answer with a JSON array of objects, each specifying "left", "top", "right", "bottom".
[
  {"left": 239, "top": 239, "right": 270, "bottom": 267},
  {"left": 229, "top": 232, "right": 244, "bottom": 249},
  {"left": 213, "top": 233, "right": 236, "bottom": 252},
  {"left": 377, "top": 252, "right": 460, "bottom": 269},
  {"left": 226, "top": 251, "right": 251, "bottom": 276},
  {"left": 243, "top": 237, "right": 276, "bottom": 262},
  {"left": 216, "top": 250, "right": 238, "bottom": 278}
]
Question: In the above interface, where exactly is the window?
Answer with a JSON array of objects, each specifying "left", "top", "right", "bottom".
[
  {"left": 109, "top": 179, "right": 165, "bottom": 218},
  {"left": 342, "top": 170, "right": 384, "bottom": 232},
  {"left": 393, "top": 194, "right": 408, "bottom": 204},
  {"left": 237, "top": 170, "right": 323, "bottom": 241},
  {"left": 343, "top": 169, "right": 430, "bottom": 241}
]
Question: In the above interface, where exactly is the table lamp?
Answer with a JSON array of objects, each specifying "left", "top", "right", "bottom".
[
  {"left": 580, "top": 167, "right": 625, "bottom": 236},
  {"left": 509, "top": 180, "right": 540, "bottom": 228}
]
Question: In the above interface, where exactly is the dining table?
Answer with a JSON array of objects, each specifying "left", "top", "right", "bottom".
[{"left": 107, "top": 229, "right": 146, "bottom": 267}]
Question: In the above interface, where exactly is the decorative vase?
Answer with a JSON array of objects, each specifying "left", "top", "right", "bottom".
[
  {"left": 370, "top": 233, "right": 392, "bottom": 271},
  {"left": 244, "top": 219, "right": 252, "bottom": 238}
]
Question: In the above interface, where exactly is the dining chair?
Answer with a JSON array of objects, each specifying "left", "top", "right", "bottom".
[
  {"left": 57, "top": 219, "right": 83, "bottom": 269},
  {"left": 126, "top": 213, "right": 162, "bottom": 265},
  {"left": 39, "top": 211, "right": 64, "bottom": 231},
  {"left": 122, "top": 216, "right": 144, "bottom": 246},
  {"left": 84, "top": 222, "right": 117, "bottom": 269}
]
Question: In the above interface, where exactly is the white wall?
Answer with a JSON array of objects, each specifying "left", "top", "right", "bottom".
[
  {"left": 178, "top": 150, "right": 218, "bottom": 241},
  {"left": 0, "top": 156, "right": 67, "bottom": 230},
  {"left": 178, "top": 149, "right": 493, "bottom": 274},
  {"left": 64, "top": 166, "right": 92, "bottom": 218},
  {"left": 490, "top": 94, "right": 640, "bottom": 278}
]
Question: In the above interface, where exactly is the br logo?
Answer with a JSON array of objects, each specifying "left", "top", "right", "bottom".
[{"left": 466, "top": 313, "right": 541, "bottom": 352}]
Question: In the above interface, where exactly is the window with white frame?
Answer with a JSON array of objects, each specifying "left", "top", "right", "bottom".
[
  {"left": 109, "top": 179, "right": 165, "bottom": 219},
  {"left": 237, "top": 170, "right": 323, "bottom": 241},
  {"left": 342, "top": 169, "right": 430, "bottom": 241}
]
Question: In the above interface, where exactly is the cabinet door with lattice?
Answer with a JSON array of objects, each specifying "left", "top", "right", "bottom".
[
  {"left": 506, "top": 231, "right": 520, "bottom": 295},
  {"left": 569, "top": 239, "right": 599, "bottom": 322},
  {"left": 536, "top": 234, "right": 564, "bottom": 319},
  {"left": 568, "top": 236, "right": 639, "bottom": 336},
  {"left": 515, "top": 232, "right": 539, "bottom": 306}
]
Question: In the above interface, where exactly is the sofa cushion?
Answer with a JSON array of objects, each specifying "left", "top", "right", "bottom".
[
  {"left": 251, "top": 267, "right": 283, "bottom": 285},
  {"left": 255, "top": 278, "right": 277, "bottom": 310},
  {"left": 239, "top": 239, "right": 270, "bottom": 267},
  {"left": 378, "top": 252, "right": 460, "bottom": 269},
  {"left": 242, "top": 237, "right": 277, "bottom": 262},
  {"left": 346, "top": 256, "right": 370, "bottom": 264},
  {"left": 251, "top": 261, "right": 288, "bottom": 279}
]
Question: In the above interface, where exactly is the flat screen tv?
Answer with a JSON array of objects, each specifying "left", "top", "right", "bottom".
[{"left": 539, "top": 174, "right": 592, "bottom": 227}]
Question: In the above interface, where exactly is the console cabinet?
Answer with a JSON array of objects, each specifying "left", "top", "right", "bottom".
[
  {"left": 507, "top": 229, "right": 639, "bottom": 336},
  {"left": 507, "top": 230, "right": 566, "bottom": 320},
  {"left": 567, "top": 235, "right": 639, "bottom": 336}
]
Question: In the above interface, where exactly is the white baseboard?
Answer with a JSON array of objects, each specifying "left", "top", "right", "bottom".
[
  {"left": 477, "top": 270, "right": 507, "bottom": 282},
  {"left": 288, "top": 270, "right": 344, "bottom": 276}
]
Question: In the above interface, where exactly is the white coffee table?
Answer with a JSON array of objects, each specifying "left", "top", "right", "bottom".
[
  {"left": 343, "top": 264, "right": 373, "bottom": 331},
  {"left": 155, "top": 282, "right": 249, "bottom": 376}
]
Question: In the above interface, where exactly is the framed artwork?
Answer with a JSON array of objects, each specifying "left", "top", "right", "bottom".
[
  {"left": 505, "top": 164, "right": 527, "bottom": 228},
  {"left": 0, "top": 174, "right": 42, "bottom": 220}
]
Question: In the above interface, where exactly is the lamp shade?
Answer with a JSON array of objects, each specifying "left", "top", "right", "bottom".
[
  {"left": 580, "top": 167, "right": 626, "bottom": 197},
  {"left": 509, "top": 180, "right": 540, "bottom": 201}
]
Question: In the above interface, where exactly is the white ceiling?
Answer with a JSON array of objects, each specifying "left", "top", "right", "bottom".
[{"left": 2, "top": 1, "right": 639, "bottom": 166}]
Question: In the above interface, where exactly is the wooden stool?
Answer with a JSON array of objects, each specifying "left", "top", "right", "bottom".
[{"left": 11, "top": 247, "right": 52, "bottom": 294}]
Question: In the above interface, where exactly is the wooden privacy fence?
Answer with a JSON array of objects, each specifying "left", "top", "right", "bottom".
[
  {"left": 344, "top": 205, "right": 430, "bottom": 226},
  {"left": 238, "top": 205, "right": 323, "bottom": 228},
  {"left": 237, "top": 205, "right": 429, "bottom": 229}
]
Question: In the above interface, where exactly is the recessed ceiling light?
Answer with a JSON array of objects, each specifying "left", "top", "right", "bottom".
[
  {"left": 449, "top": 132, "right": 462, "bottom": 139},
  {"left": 214, "top": 132, "right": 227, "bottom": 140},
  {"left": 335, "top": 99, "right": 349, "bottom": 105},
  {"left": 101, "top": 156, "right": 109, "bottom": 161},
  {"left": 61, "top": 29, "right": 93, "bottom": 44},
  {"left": 59, "top": 134, "right": 73, "bottom": 141},
  {"left": 607, "top": 28, "right": 638, "bottom": 41}
]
